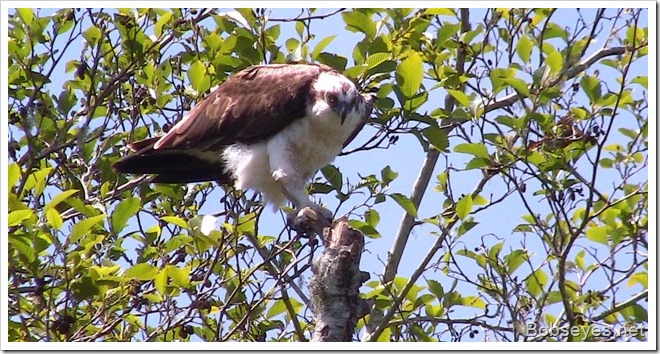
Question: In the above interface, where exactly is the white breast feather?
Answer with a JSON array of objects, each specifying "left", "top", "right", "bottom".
[{"left": 222, "top": 72, "right": 366, "bottom": 209}]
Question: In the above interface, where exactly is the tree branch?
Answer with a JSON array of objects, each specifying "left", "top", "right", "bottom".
[
  {"left": 382, "top": 8, "right": 471, "bottom": 285},
  {"left": 310, "top": 218, "right": 366, "bottom": 342},
  {"left": 485, "top": 46, "right": 630, "bottom": 113},
  {"left": 268, "top": 8, "right": 346, "bottom": 22},
  {"left": 592, "top": 290, "right": 648, "bottom": 322}
]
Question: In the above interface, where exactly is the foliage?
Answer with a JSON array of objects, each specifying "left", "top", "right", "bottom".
[{"left": 7, "top": 8, "right": 648, "bottom": 342}]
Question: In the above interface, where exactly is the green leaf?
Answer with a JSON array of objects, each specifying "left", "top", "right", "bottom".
[
  {"left": 92, "top": 105, "right": 108, "bottom": 118},
  {"left": 546, "top": 290, "right": 563, "bottom": 305},
  {"left": 71, "top": 276, "right": 99, "bottom": 301},
  {"left": 125, "top": 263, "right": 159, "bottom": 281},
  {"left": 70, "top": 214, "right": 106, "bottom": 244},
  {"left": 414, "top": 294, "right": 436, "bottom": 310},
  {"left": 465, "top": 157, "right": 489, "bottom": 170},
  {"left": 111, "top": 197, "right": 141, "bottom": 232},
  {"left": 236, "top": 213, "right": 256, "bottom": 235},
  {"left": 154, "top": 269, "right": 168, "bottom": 295},
  {"left": 575, "top": 249, "right": 586, "bottom": 270},
  {"left": 234, "top": 9, "right": 255, "bottom": 28},
  {"left": 453, "top": 143, "right": 490, "bottom": 159},
  {"left": 543, "top": 22, "right": 568, "bottom": 40},
  {"left": 312, "top": 35, "right": 336, "bottom": 60},
  {"left": 366, "top": 52, "right": 390, "bottom": 70},
  {"left": 9, "top": 234, "right": 36, "bottom": 262},
  {"left": 166, "top": 265, "right": 191, "bottom": 288},
  {"left": 46, "top": 208, "right": 63, "bottom": 230},
  {"left": 545, "top": 48, "right": 563, "bottom": 74},
  {"left": 631, "top": 75, "right": 648, "bottom": 89},
  {"left": 266, "top": 299, "right": 287, "bottom": 319},
  {"left": 57, "top": 88, "right": 78, "bottom": 116},
  {"left": 341, "top": 11, "right": 376, "bottom": 39},
  {"left": 24, "top": 166, "right": 53, "bottom": 198},
  {"left": 626, "top": 24, "right": 645, "bottom": 46},
  {"left": 365, "top": 209, "right": 380, "bottom": 227},
  {"left": 295, "top": 20, "right": 305, "bottom": 38},
  {"left": 264, "top": 24, "right": 280, "bottom": 41},
  {"left": 526, "top": 268, "right": 548, "bottom": 297},
  {"left": 8, "top": 163, "right": 20, "bottom": 190},
  {"left": 422, "top": 126, "right": 449, "bottom": 151},
  {"left": 402, "top": 91, "right": 428, "bottom": 112},
  {"left": 619, "top": 127, "right": 639, "bottom": 140},
  {"left": 396, "top": 52, "right": 424, "bottom": 98},
  {"left": 317, "top": 52, "right": 347, "bottom": 71},
  {"left": 490, "top": 68, "right": 515, "bottom": 94},
  {"left": 321, "top": 164, "right": 343, "bottom": 192},
  {"left": 488, "top": 242, "right": 503, "bottom": 261},
  {"left": 83, "top": 26, "right": 102, "bottom": 45},
  {"left": 586, "top": 226, "right": 609, "bottom": 245},
  {"left": 161, "top": 216, "right": 188, "bottom": 229},
  {"left": 455, "top": 195, "right": 473, "bottom": 220},
  {"left": 627, "top": 272, "right": 647, "bottom": 288},
  {"left": 188, "top": 60, "right": 210, "bottom": 94},
  {"left": 285, "top": 38, "right": 299, "bottom": 52},
  {"left": 459, "top": 295, "right": 486, "bottom": 309},
  {"left": 580, "top": 75, "right": 602, "bottom": 102},
  {"left": 446, "top": 89, "right": 471, "bottom": 108},
  {"left": 599, "top": 158, "right": 613, "bottom": 168},
  {"left": 516, "top": 35, "right": 533, "bottom": 64},
  {"left": 17, "top": 8, "right": 34, "bottom": 25},
  {"left": 8, "top": 209, "right": 34, "bottom": 227},
  {"left": 436, "top": 23, "right": 461, "bottom": 47},
  {"left": 427, "top": 279, "right": 445, "bottom": 299},
  {"left": 472, "top": 194, "right": 488, "bottom": 206},
  {"left": 596, "top": 92, "right": 620, "bottom": 110},
  {"left": 348, "top": 220, "right": 381, "bottom": 239},
  {"left": 631, "top": 304, "right": 647, "bottom": 322},
  {"left": 343, "top": 65, "right": 367, "bottom": 79},
  {"left": 424, "top": 8, "right": 455, "bottom": 16},
  {"left": 505, "top": 249, "right": 527, "bottom": 273},
  {"left": 457, "top": 218, "right": 478, "bottom": 236},
  {"left": 503, "top": 77, "right": 530, "bottom": 96},
  {"left": 154, "top": 11, "right": 172, "bottom": 37},
  {"left": 390, "top": 193, "right": 417, "bottom": 218},
  {"left": 461, "top": 23, "right": 484, "bottom": 45},
  {"left": 380, "top": 166, "right": 398, "bottom": 186},
  {"left": 44, "top": 189, "right": 79, "bottom": 213}
]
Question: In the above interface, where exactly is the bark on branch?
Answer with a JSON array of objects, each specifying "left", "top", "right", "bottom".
[{"left": 307, "top": 217, "right": 367, "bottom": 342}]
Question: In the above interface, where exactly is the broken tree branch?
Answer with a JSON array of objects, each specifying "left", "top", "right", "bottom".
[{"left": 309, "top": 218, "right": 367, "bottom": 342}]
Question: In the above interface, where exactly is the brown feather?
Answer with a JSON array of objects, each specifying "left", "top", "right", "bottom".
[
  {"left": 113, "top": 63, "right": 342, "bottom": 184},
  {"left": 153, "top": 63, "right": 337, "bottom": 151}
]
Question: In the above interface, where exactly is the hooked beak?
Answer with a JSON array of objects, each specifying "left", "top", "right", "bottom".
[{"left": 337, "top": 100, "right": 350, "bottom": 125}]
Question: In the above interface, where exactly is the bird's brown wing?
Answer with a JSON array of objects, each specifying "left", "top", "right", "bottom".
[
  {"left": 153, "top": 63, "right": 333, "bottom": 151},
  {"left": 113, "top": 63, "right": 335, "bottom": 183}
]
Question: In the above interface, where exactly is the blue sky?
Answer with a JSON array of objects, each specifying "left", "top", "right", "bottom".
[{"left": 4, "top": 6, "right": 651, "bottom": 343}]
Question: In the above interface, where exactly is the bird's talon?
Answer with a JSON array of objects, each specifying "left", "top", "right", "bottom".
[{"left": 288, "top": 204, "right": 333, "bottom": 234}]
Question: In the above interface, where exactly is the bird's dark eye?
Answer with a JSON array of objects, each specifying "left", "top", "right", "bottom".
[{"left": 325, "top": 92, "right": 338, "bottom": 105}]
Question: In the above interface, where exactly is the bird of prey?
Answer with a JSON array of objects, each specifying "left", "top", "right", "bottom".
[{"left": 113, "top": 63, "right": 374, "bottom": 220}]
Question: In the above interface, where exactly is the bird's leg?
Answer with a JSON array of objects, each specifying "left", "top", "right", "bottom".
[
  {"left": 272, "top": 169, "right": 333, "bottom": 230},
  {"left": 277, "top": 172, "right": 333, "bottom": 218},
  {"left": 268, "top": 144, "right": 333, "bottom": 230}
]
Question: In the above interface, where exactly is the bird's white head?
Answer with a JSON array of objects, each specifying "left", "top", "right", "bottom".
[{"left": 312, "top": 71, "right": 373, "bottom": 125}]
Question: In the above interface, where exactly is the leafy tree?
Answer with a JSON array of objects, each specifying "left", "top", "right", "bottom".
[{"left": 7, "top": 8, "right": 648, "bottom": 342}]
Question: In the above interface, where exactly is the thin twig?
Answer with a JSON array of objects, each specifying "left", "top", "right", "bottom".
[{"left": 268, "top": 8, "right": 346, "bottom": 22}]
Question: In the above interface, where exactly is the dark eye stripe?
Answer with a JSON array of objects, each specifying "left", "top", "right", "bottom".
[{"left": 326, "top": 92, "right": 338, "bottom": 103}]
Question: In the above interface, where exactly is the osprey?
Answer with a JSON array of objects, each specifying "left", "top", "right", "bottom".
[{"left": 113, "top": 63, "right": 373, "bottom": 219}]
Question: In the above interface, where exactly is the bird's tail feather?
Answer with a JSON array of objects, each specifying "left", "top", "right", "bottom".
[{"left": 113, "top": 145, "right": 232, "bottom": 184}]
